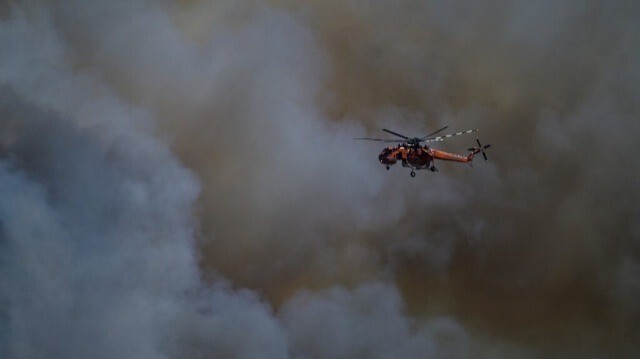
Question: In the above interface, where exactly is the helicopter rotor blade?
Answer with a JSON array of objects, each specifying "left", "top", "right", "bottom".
[
  {"left": 382, "top": 129, "right": 410, "bottom": 139},
  {"left": 424, "top": 129, "right": 478, "bottom": 143},
  {"left": 354, "top": 137, "right": 405, "bottom": 143},
  {"left": 421, "top": 126, "right": 449, "bottom": 140}
]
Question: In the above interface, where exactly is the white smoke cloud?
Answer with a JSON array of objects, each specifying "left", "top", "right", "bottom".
[
  {"left": 0, "top": 2, "right": 470, "bottom": 358},
  {"left": 0, "top": 7, "right": 292, "bottom": 356},
  {"left": 2, "top": 0, "right": 640, "bottom": 357},
  {"left": 280, "top": 283, "right": 467, "bottom": 358}
]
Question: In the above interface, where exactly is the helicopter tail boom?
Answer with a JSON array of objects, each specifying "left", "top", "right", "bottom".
[{"left": 430, "top": 149, "right": 472, "bottom": 163}]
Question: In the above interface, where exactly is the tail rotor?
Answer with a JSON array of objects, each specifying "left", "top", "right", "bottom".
[{"left": 468, "top": 137, "right": 491, "bottom": 161}]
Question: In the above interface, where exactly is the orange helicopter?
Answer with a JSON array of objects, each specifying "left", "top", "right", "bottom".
[{"left": 355, "top": 126, "right": 491, "bottom": 177}]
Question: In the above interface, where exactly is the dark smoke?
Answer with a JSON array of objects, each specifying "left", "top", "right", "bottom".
[{"left": 1, "top": 0, "right": 639, "bottom": 358}]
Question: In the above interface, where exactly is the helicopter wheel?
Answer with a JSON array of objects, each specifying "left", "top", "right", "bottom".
[
  {"left": 386, "top": 165, "right": 390, "bottom": 170},
  {"left": 410, "top": 171, "right": 416, "bottom": 177}
]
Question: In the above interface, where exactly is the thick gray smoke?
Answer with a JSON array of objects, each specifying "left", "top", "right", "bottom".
[
  {"left": 1, "top": 0, "right": 639, "bottom": 358},
  {"left": 0, "top": 1, "right": 465, "bottom": 358}
]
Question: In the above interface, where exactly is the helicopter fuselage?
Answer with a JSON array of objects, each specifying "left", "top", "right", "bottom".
[{"left": 379, "top": 144, "right": 476, "bottom": 172}]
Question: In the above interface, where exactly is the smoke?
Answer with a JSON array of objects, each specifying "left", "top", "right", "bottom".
[
  {"left": 1, "top": 0, "right": 639, "bottom": 358},
  {"left": 280, "top": 283, "right": 467, "bottom": 358}
]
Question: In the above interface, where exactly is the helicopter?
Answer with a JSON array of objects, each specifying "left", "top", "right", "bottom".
[{"left": 355, "top": 126, "right": 491, "bottom": 177}]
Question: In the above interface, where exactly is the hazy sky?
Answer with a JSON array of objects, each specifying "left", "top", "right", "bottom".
[{"left": 1, "top": 1, "right": 639, "bottom": 358}]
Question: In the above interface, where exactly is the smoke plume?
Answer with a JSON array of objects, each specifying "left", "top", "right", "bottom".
[{"left": 1, "top": 0, "right": 638, "bottom": 358}]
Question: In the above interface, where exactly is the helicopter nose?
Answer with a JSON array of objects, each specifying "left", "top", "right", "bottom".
[{"left": 378, "top": 154, "right": 395, "bottom": 165}]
